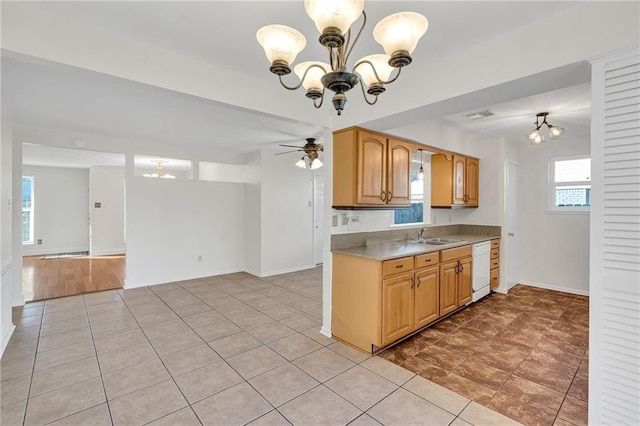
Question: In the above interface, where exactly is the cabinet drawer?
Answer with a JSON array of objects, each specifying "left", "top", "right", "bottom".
[
  {"left": 383, "top": 257, "right": 414, "bottom": 277},
  {"left": 440, "top": 245, "right": 472, "bottom": 263},
  {"left": 490, "top": 258, "right": 500, "bottom": 269},
  {"left": 490, "top": 267, "right": 499, "bottom": 289},
  {"left": 415, "top": 252, "right": 439, "bottom": 269},
  {"left": 490, "top": 248, "right": 499, "bottom": 260},
  {"left": 491, "top": 239, "right": 500, "bottom": 249}
]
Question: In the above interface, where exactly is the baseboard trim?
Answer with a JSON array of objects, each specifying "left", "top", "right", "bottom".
[
  {"left": 249, "top": 264, "right": 317, "bottom": 278},
  {"left": 319, "top": 326, "right": 332, "bottom": 338},
  {"left": 519, "top": 280, "right": 589, "bottom": 296},
  {"left": 90, "top": 249, "right": 125, "bottom": 256},
  {"left": 23, "top": 246, "right": 90, "bottom": 257},
  {"left": 1, "top": 324, "right": 16, "bottom": 357}
]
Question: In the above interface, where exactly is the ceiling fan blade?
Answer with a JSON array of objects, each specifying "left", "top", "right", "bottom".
[
  {"left": 276, "top": 149, "right": 303, "bottom": 155},
  {"left": 279, "top": 144, "right": 304, "bottom": 149}
]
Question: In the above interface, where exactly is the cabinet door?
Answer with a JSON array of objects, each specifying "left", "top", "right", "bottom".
[
  {"left": 457, "top": 257, "right": 473, "bottom": 306},
  {"left": 415, "top": 266, "right": 439, "bottom": 329},
  {"left": 452, "top": 154, "right": 466, "bottom": 205},
  {"left": 465, "top": 157, "right": 479, "bottom": 206},
  {"left": 357, "top": 132, "right": 387, "bottom": 205},
  {"left": 382, "top": 273, "right": 414, "bottom": 346},
  {"left": 387, "top": 139, "right": 412, "bottom": 205},
  {"left": 439, "top": 261, "right": 458, "bottom": 316}
]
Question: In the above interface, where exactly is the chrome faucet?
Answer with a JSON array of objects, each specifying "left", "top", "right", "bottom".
[{"left": 418, "top": 227, "right": 427, "bottom": 239}]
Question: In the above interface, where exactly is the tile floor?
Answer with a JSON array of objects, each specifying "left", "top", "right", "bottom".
[
  {"left": 0, "top": 267, "right": 521, "bottom": 426},
  {"left": 380, "top": 285, "right": 589, "bottom": 426}
]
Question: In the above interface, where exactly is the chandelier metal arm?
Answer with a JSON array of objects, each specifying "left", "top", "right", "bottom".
[
  {"left": 358, "top": 78, "right": 379, "bottom": 105},
  {"left": 277, "top": 63, "right": 329, "bottom": 90},
  {"left": 313, "top": 89, "right": 325, "bottom": 109},
  {"left": 353, "top": 60, "right": 403, "bottom": 85},
  {"left": 344, "top": 11, "right": 367, "bottom": 66}
]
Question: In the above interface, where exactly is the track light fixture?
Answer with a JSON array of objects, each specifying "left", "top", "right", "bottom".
[
  {"left": 256, "top": 0, "right": 428, "bottom": 116},
  {"left": 527, "top": 112, "right": 565, "bottom": 144}
]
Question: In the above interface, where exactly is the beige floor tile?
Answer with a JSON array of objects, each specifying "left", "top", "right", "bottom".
[
  {"left": 230, "top": 311, "right": 277, "bottom": 330},
  {"left": 88, "top": 309, "right": 135, "bottom": 325},
  {"left": 450, "top": 417, "right": 473, "bottom": 426},
  {"left": 103, "top": 357, "right": 170, "bottom": 400},
  {"left": 48, "top": 403, "right": 112, "bottom": 426},
  {"left": 84, "top": 290, "right": 122, "bottom": 306},
  {"left": 160, "top": 343, "right": 221, "bottom": 377},
  {"left": 14, "top": 315, "right": 42, "bottom": 328},
  {"left": 293, "top": 347, "right": 356, "bottom": 382},
  {"left": 109, "top": 379, "right": 188, "bottom": 426},
  {"left": 326, "top": 365, "right": 398, "bottom": 411},
  {"left": 171, "top": 301, "right": 212, "bottom": 317},
  {"left": 0, "top": 373, "right": 31, "bottom": 406},
  {"left": 247, "top": 409, "right": 292, "bottom": 425},
  {"left": 403, "top": 375, "right": 470, "bottom": 415},
  {"left": 8, "top": 325, "right": 41, "bottom": 344},
  {"left": 34, "top": 340, "right": 95, "bottom": 371},
  {"left": 146, "top": 407, "right": 202, "bottom": 426},
  {"left": 328, "top": 341, "right": 371, "bottom": 363},
  {"left": 93, "top": 328, "right": 148, "bottom": 354},
  {"left": 368, "top": 388, "right": 456, "bottom": 426},
  {"left": 24, "top": 377, "right": 106, "bottom": 426},
  {"left": 279, "top": 384, "right": 361, "bottom": 425},
  {"left": 174, "top": 360, "right": 243, "bottom": 403},
  {"left": 86, "top": 300, "right": 126, "bottom": 315},
  {"left": 42, "top": 307, "right": 87, "bottom": 324},
  {"left": 150, "top": 329, "right": 204, "bottom": 356},
  {"left": 192, "top": 382, "right": 273, "bottom": 426},
  {"left": 278, "top": 313, "right": 321, "bottom": 332},
  {"left": 193, "top": 318, "right": 242, "bottom": 342},
  {"left": 97, "top": 341, "right": 158, "bottom": 374},
  {"left": 0, "top": 355, "right": 35, "bottom": 381},
  {"left": 268, "top": 333, "right": 322, "bottom": 360},
  {"left": 40, "top": 317, "right": 90, "bottom": 337},
  {"left": 248, "top": 322, "right": 297, "bottom": 344},
  {"left": 349, "top": 413, "right": 383, "bottom": 425},
  {"left": 209, "top": 331, "right": 262, "bottom": 358},
  {"left": 30, "top": 356, "right": 100, "bottom": 397},
  {"left": 133, "top": 308, "right": 179, "bottom": 326},
  {"left": 0, "top": 398, "right": 27, "bottom": 425},
  {"left": 37, "top": 327, "right": 92, "bottom": 353},
  {"left": 459, "top": 401, "right": 523, "bottom": 426},
  {"left": 142, "top": 318, "right": 190, "bottom": 340},
  {"left": 361, "top": 356, "right": 416, "bottom": 386},
  {"left": 181, "top": 310, "right": 224, "bottom": 328},
  {"left": 227, "top": 345, "right": 287, "bottom": 379},
  {"left": 90, "top": 318, "right": 140, "bottom": 339},
  {"left": 2, "top": 338, "right": 38, "bottom": 361},
  {"left": 302, "top": 327, "right": 336, "bottom": 346},
  {"left": 248, "top": 363, "right": 319, "bottom": 407}
]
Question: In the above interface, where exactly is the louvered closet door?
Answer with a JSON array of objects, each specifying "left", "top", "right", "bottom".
[{"left": 590, "top": 47, "right": 640, "bottom": 426}]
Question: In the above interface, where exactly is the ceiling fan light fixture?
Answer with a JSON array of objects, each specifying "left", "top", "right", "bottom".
[
  {"left": 257, "top": 1, "right": 428, "bottom": 115},
  {"left": 295, "top": 157, "right": 307, "bottom": 169},
  {"left": 310, "top": 158, "right": 323, "bottom": 169}
]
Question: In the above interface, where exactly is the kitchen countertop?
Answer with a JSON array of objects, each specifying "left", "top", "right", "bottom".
[{"left": 331, "top": 234, "right": 500, "bottom": 261}]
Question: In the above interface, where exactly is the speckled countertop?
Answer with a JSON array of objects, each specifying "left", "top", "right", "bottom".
[{"left": 332, "top": 233, "right": 500, "bottom": 261}]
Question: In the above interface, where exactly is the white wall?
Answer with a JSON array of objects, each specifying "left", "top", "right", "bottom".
[
  {"left": 517, "top": 135, "right": 590, "bottom": 294},
  {"left": 21, "top": 166, "right": 90, "bottom": 256},
  {"left": 244, "top": 151, "right": 262, "bottom": 275},
  {"left": 90, "top": 166, "right": 125, "bottom": 255},
  {"left": 125, "top": 178, "right": 245, "bottom": 287},
  {"left": 259, "top": 147, "right": 315, "bottom": 276}
]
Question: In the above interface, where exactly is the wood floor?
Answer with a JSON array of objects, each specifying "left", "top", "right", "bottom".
[{"left": 22, "top": 254, "right": 125, "bottom": 302}]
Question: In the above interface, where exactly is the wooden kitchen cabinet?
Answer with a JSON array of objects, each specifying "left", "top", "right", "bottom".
[
  {"left": 439, "top": 246, "right": 472, "bottom": 316},
  {"left": 431, "top": 153, "right": 479, "bottom": 208},
  {"left": 333, "top": 127, "right": 413, "bottom": 208},
  {"left": 415, "top": 265, "right": 439, "bottom": 328},
  {"left": 490, "top": 238, "right": 500, "bottom": 289},
  {"left": 382, "top": 273, "right": 415, "bottom": 346}
]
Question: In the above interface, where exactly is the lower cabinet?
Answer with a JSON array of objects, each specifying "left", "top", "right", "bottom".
[
  {"left": 414, "top": 266, "right": 440, "bottom": 329},
  {"left": 439, "top": 251, "right": 472, "bottom": 316},
  {"left": 382, "top": 273, "right": 414, "bottom": 346}
]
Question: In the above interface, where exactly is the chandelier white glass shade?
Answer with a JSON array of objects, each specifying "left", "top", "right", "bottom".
[
  {"left": 527, "top": 112, "right": 565, "bottom": 144},
  {"left": 256, "top": 0, "right": 428, "bottom": 115},
  {"left": 143, "top": 161, "right": 176, "bottom": 179}
]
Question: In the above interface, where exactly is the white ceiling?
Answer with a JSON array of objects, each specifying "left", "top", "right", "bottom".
[{"left": 2, "top": 1, "right": 592, "bottom": 167}]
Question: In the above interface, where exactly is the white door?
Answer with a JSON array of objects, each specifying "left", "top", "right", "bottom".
[
  {"left": 313, "top": 174, "right": 324, "bottom": 265},
  {"left": 506, "top": 161, "right": 520, "bottom": 290}
]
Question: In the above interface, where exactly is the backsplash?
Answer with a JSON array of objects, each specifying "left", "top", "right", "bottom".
[{"left": 331, "top": 224, "right": 501, "bottom": 250}]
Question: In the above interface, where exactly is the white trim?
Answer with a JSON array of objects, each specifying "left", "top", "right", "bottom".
[
  {"left": 249, "top": 264, "right": 317, "bottom": 278},
  {"left": 319, "top": 326, "right": 332, "bottom": 338},
  {"left": 1, "top": 324, "right": 16, "bottom": 357},
  {"left": 544, "top": 210, "right": 590, "bottom": 215},
  {"left": 519, "top": 280, "right": 589, "bottom": 296},
  {"left": 90, "top": 249, "right": 125, "bottom": 256},
  {"left": 22, "top": 246, "right": 90, "bottom": 257},
  {"left": 547, "top": 154, "right": 591, "bottom": 213},
  {"left": 1, "top": 257, "right": 13, "bottom": 275}
]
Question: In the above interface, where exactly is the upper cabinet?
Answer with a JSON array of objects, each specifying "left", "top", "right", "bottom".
[
  {"left": 431, "top": 153, "right": 479, "bottom": 208},
  {"left": 334, "top": 127, "right": 413, "bottom": 208}
]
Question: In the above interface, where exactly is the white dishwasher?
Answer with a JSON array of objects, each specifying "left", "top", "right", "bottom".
[{"left": 472, "top": 241, "right": 491, "bottom": 302}]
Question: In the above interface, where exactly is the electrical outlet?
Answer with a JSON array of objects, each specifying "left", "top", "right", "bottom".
[
  {"left": 37, "top": 239, "right": 42, "bottom": 244},
  {"left": 332, "top": 215, "right": 338, "bottom": 227},
  {"left": 341, "top": 214, "right": 348, "bottom": 225}
]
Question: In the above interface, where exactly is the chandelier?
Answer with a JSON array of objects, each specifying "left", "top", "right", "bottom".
[
  {"left": 143, "top": 161, "right": 176, "bottom": 179},
  {"left": 256, "top": 0, "right": 428, "bottom": 115},
  {"left": 527, "top": 112, "right": 565, "bottom": 144}
]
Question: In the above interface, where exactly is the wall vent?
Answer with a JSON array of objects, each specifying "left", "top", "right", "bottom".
[{"left": 463, "top": 110, "right": 496, "bottom": 120}]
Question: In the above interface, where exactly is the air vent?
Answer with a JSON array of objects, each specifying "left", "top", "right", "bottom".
[{"left": 464, "top": 110, "right": 496, "bottom": 120}]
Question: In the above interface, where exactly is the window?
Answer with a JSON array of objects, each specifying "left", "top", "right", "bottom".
[
  {"left": 22, "top": 176, "right": 34, "bottom": 244},
  {"left": 548, "top": 156, "right": 591, "bottom": 212},
  {"left": 394, "top": 166, "right": 424, "bottom": 225}
]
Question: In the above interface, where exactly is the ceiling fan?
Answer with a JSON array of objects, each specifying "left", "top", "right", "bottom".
[{"left": 277, "top": 138, "right": 324, "bottom": 169}]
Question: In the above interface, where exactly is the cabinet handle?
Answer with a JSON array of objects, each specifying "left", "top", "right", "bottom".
[
  {"left": 388, "top": 191, "right": 393, "bottom": 201},
  {"left": 459, "top": 262, "right": 464, "bottom": 273},
  {"left": 381, "top": 191, "right": 386, "bottom": 202},
  {"left": 416, "top": 276, "right": 421, "bottom": 287},
  {"left": 395, "top": 264, "right": 403, "bottom": 269},
  {"left": 410, "top": 278, "right": 415, "bottom": 289}
]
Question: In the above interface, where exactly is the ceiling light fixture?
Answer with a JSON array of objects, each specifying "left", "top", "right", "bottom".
[
  {"left": 418, "top": 148, "right": 424, "bottom": 180},
  {"left": 527, "top": 112, "right": 565, "bottom": 144},
  {"left": 256, "top": 0, "right": 428, "bottom": 116},
  {"left": 279, "top": 138, "right": 324, "bottom": 170},
  {"left": 143, "top": 161, "right": 176, "bottom": 179}
]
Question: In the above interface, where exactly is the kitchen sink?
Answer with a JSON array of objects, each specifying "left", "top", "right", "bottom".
[{"left": 407, "top": 237, "right": 465, "bottom": 245}]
